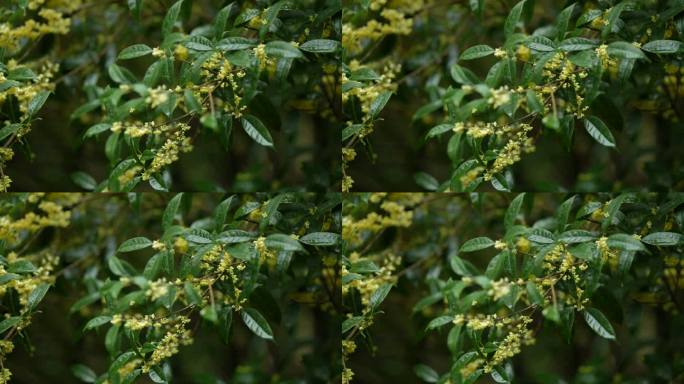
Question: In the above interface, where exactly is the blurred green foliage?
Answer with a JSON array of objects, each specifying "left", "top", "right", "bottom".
[
  {"left": 342, "top": 192, "right": 684, "bottom": 383},
  {"left": 343, "top": 0, "right": 684, "bottom": 192},
  {"left": 1, "top": 192, "right": 341, "bottom": 383},
  {"left": 1, "top": 0, "right": 341, "bottom": 192}
]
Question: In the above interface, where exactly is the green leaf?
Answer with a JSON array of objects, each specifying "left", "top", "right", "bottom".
[
  {"left": 0, "top": 316, "right": 22, "bottom": 334},
  {"left": 556, "top": 195, "right": 576, "bottom": 231},
  {"left": 504, "top": 0, "right": 526, "bottom": 38},
  {"left": 9, "top": 259, "right": 37, "bottom": 274},
  {"left": 104, "top": 325, "right": 120, "bottom": 355},
  {"left": 186, "top": 228, "right": 214, "bottom": 244},
  {"left": 602, "top": 194, "right": 628, "bottom": 231},
  {"left": 369, "top": 91, "right": 392, "bottom": 118},
  {"left": 607, "top": 41, "right": 646, "bottom": 60},
  {"left": 184, "top": 281, "right": 203, "bottom": 306},
  {"left": 118, "top": 44, "right": 152, "bottom": 60},
  {"left": 0, "top": 123, "right": 21, "bottom": 141},
  {"left": 143, "top": 253, "right": 163, "bottom": 280},
  {"left": 265, "top": 41, "right": 303, "bottom": 58},
  {"left": 162, "top": 0, "right": 183, "bottom": 37},
  {"left": 425, "top": 123, "right": 454, "bottom": 139},
  {"left": 241, "top": 308, "right": 273, "bottom": 340},
  {"left": 425, "top": 315, "right": 454, "bottom": 331},
  {"left": 71, "top": 172, "right": 97, "bottom": 190},
  {"left": 414, "top": 172, "right": 439, "bottom": 191},
  {"left": 342, "top": 316, "right": 363, "bottom": 333},
  {"left": 108, "top": 63, "right": 136, "bottom": 84},
  {"left": 259, "top": 194, "right": 284, "bottom": 231},
  {"left": 584, "top": 116, "right": 616, "bottom": 147},
  {"left": 460, "top": 237, "right": 494, "bottom": 252},
  {"left": 185, "top": 35, "right": 214, "bottom": 51},
  {"left": 450, "top": 255, "right": 477, "bottom": 276},
  {"left": 602, "top": 2, "right": 627, "bottom": 38},
  {"left": 265, "top": 234, "right": 303, "bottom": 252},
  {"left": 259, "top": 0, "right": 285, "bottom": 39},
  {"left": 84, "top": 315, "right": 112, "bottom": 331},
  {"left": 583, "top": 308, "right": 616, "bottom": 340},
  {"left": 217, "top": 37, "right": 257, "bottom": 51},
  {"left": 460, "top": 44, "right": 494, "bottom": 60},
  {"left": 559, "top": 37, "right": 598, "bottom": 52},
  {"left": 527, "top": 35, "right": 556, "bottom": 52},
  {"left": 526, "top": 282, "right": 544, "bottom": 306},
  {"left": 217, "top": 230, "right": 254, "bottom": 244},
  {"left": 414, "top": 364, "right": 439, "bottom": 383},
  {"left": 241, "top": 115, "right": 274, "bottom": 147},
  {"left": 528, "top": 228, "right": 555, "bottom": 244},
  {"left": 162, "top": 193, "right": 183, "bottom": 230},
  {"left": 350, "top": 259, "right": 379, "bottom": 274},
  {"left": 300, "top": 39, "right": 340, "bottom": 53},
  {"left": 83, "top": 123, "right": 111, "bottom": 138},
  {"left": 559, "top": 230, "right": 597, "bottom": 243},
  {"left": 214, "top": 3, "right": 236, "bottom": 39},
  {"left": 27, "top": 283, "right": 50, "bottom": 311},
  {"left": 504, "top": 193, "right": 525, "bottom": 230},
  {"left": 214, "top": 195, "right": 236, "bottom": 230},
  {"left": 200, "top": 306, "right": 219, "bottom": 324},
  {"left": 299, "top": 232, "right": 340, "bottom": 246},
  {"left": 27, "top": 91, "right": 50, "bottom": 117},
  {"left": 450, "top": 64, "right": 479, "bottom": 84},
  {"left": 642, "top": 40, "right": 682, "bottom": 54},
  {"left": 607, "top": 233, "right": 645, "bottom": 251},
  {"left": 117, "top": 237, "right": 152, "bottom": 252},
  {"left": 370, "top": 283, "right": 392, "bottom": 309},
  {"left": 71, "top": 364, "right": 97, "bottom": 383},
  {"left": 107, "top": 256, "right": 133, "bottom": 276},
  {"left": 642, "top": 232, "right": 682, "bottom": 246},
  {"left": 556, "top": 3, "right": 576, "bottom": 39}
]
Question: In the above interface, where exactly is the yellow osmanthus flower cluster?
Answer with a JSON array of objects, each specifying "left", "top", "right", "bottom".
[
  {"left": 146, "top": 278, "right": 171, "bottom": 301},
  {"left": 0, "top": 0, "right": 81, "bottom": 51},
  {"left": 542, "top": 243, "right": 590, "bottom": 310},
  {"left": 450, "top": 117, "right": 534, "bottom": 183},
  {"left": 0, "top": 340, "right": 14, "bottom": 384},
  {"left": 142, "top": 316, "right": 193, "bottom": 373},
  {"left": 342, "top": 60, "right": 400, "bottom": 128},
  {"left": 0, "top": 61, "right": 59, "bottom": 191},
  {"left": 342, "top": 193, "right": 425, "bottom": 384},
  {"left": 596, "top": 236, "right": 619, "bottom": 271},
  {"left": 0, "top": 1, "right": 88, "bottom": 191},
  {"left": 342, "top": 0, "right": 421, "bottom": 55},
  {"left": 485, "top": 123, "right": 535, "bottom": 181},
  {"left": 342, "top": 0, "right": 429, "bottom": 192},
  {"left": 0, "top": 194, "right": 82, "bottom": 383},
  {"left": 341, "top": 147, "right": 357, "bottom": 193},
  {"left": 343, "top": 251, "right": 400, "bottom": 312},
  {"left": 342, "top": 193, "right": 419, "bottom": 247},
  {"left": 254, "top": 236, "right": 277, "bottom": 269},
  {"left": 0, "top": 195, "right": 77, "bottom": 245},
  {"left": 540, "top": 51, "right": 590, "bottom": 118},
  {"left": 484, "top": 316, "right": 535, "bottom": 373},
  {"left": 453, "top": 313, "right": 535, "bottom": 373},
  {"left": 201, "top": 244, "right": 247, "bottom": 310},
  {"left": 200, "top": 52, "right": 248, "bottom": 118},
  {"left": 341, "top": 340, "right": 357, "bottom": 384},
  {"left": 111, "top": 313, "right": 172, "bottom": 331},
  {"left": 141, "top": 123, "right": 193, "bottom": 180}
]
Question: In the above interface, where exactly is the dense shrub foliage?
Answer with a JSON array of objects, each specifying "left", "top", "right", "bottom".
[
  {"left": 342, "top": 193, "right": 684, "bottom": 383},
  {"left": 342, "top": 0, "right": 684, "bottom": 191},
  {"left": 0, "top": 192, "right": 341, "bottom": 383},
  {"left": 0, "top": 0, "right": 341, "bottom": 191}
]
